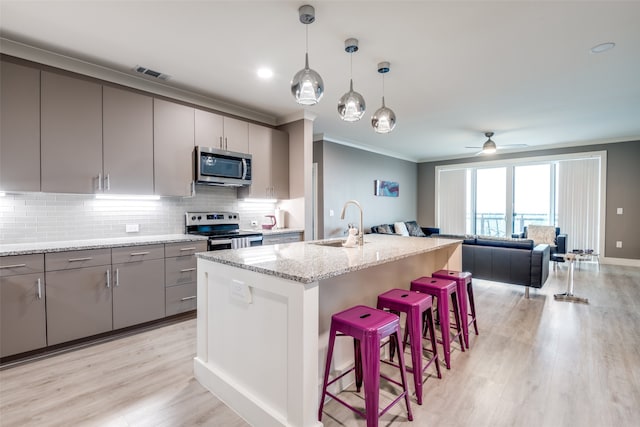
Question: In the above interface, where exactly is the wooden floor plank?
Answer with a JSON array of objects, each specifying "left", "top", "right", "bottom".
[{"left": 1, "top": 262, "right": 639, "bottom": 426}]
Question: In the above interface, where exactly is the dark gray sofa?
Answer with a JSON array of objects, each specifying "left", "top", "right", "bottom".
[{"left": 370, "top": 223, "right": 550, "bottom": 295}]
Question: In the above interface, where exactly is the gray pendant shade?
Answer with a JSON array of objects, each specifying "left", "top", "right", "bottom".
[
  {"left": 337, "top": 38, "right": 366, "bottom": 121},
  {"left": 291, "top": 5, "right": 324, "bottom": 106},
  {"left": 371, "top": 62, "right": 396, "bottom": 133}
]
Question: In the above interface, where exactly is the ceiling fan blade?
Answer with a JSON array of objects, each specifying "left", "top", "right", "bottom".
[
  {"left": 501, "top": 144, "right": 529, "bottom": 148},
  {"left": 465, "top": 146, "right": 482, "bottom": 149}
]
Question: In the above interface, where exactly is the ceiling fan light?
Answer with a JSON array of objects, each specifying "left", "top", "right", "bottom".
[
  {"left": 482, "top": 139, "right": 497, "bottom": 154},
  {"left": 371, "top": 97, "right": 396, "bottom": 134},
  {"left": 291, "top": 53, "right": 324, "bottom": 105},
  {"left": 338, "top": 79, "right": 366, "bottom": 121}
]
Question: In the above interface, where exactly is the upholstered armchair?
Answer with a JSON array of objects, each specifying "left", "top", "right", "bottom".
[{"left": 512, "top": 225, "right": 567, "bottom": 262}]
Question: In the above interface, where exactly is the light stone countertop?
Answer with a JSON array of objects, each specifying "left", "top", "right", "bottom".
[
  {"left": 196, "top": 234, "right": 461, "bottom": 284},
  {"left": 0, "top": 234, "right": 208, "bottom": 256}
]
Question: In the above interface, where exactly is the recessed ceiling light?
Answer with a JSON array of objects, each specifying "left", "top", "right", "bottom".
[
  {"left": 590, "top": 42, "right": 615, "bottom": 54},
  {"left": 257, "top": 68, "right": 273, "bottom": 79}
]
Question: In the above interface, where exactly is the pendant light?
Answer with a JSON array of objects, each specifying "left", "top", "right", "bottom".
[
  {"left": 482, "top": 132, "right": 497, "bottom": 154},
  {"left": 290, "top": 5, "right": 324, "bottom": 105},
  {"left": 371, "top": 62, "right": 396, "bottom": 133},
  {"left": 337, "top": 38, "right": 366, "bottom": 122}
]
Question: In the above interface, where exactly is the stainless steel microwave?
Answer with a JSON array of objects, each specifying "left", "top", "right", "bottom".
[{"left": 195, "top": 146, "right": 252, "bottom": 187}]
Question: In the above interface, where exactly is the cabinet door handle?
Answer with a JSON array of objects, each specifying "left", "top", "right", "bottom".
[
  {"left": 115, "top": 268, "right": 119, "bottom": 287},
  {"left": 106, "top": 269, "right": 110, "bottom": 288},
  {"left": 98, "top": 172, "right": 103, "bottom": 191},
  {"left": 180, "top": 296, "right": 197, "bottom": 301},
  {"left": 105, "top": 174, "right": 111, "bottom": 191},
  {"left": 180, "top": 268, "right": 196, "bottom": 273},
  {"left": 37, "top": 278, "right": 42, "bottom": 299},
  {"left": 179, "top": 247, "right": 196, "bottom": 252},
  {"left": 68, "top": 257, "right": 93, "bottom": 262},
  {"left": 129, "top": 251, "right": 150, "bottom": 256},
  {"left": 224, "top": 137, "right": 228, "bottom": 150},
  {"left": 219, "top": 136, "right": 223, "bottom": 149},
  {"left": 0, "top": 263, "right": 27, "bottom": 269}
]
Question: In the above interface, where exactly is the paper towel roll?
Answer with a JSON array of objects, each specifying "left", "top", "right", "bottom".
[{"left": 275, "top": 208, "right": 286, "bottom": 229}]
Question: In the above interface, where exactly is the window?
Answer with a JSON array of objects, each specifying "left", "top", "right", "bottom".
[{"left": 435, "top": 152, "right": 604, "bottom": 252}]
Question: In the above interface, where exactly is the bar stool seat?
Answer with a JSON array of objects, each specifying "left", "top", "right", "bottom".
[
  {"left": 377, "top": 288, "right": 441, "bottom": 405},
  {"left": 318, "top": 305, "right": 413, "bottom": 427},
  {"left": 410, "top": 277, "right": 464, "bottom": 369},
  {"left": 432, "top": 270, "right": 478, "bottom": 348}
]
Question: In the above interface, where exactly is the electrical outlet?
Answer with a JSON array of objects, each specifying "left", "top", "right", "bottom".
[
  {"left": 329, "top": 209, "right": 334, "bottom": 217},
  {"left": 617, "top": 207, "right": 623, "bottom": 215},
  {"left": 126, "top": 224, "right": 139, "bottom": 233},
  {"left": 251, "top": 220, "right": 258, "bottom": 226},
  {"left": 616, "top": 241, "right": 623, "bottom": 248}
]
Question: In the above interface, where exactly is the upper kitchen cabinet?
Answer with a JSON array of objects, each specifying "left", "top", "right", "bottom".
[
  {"left": 239, "top": 124, "right": 289, "bottom": 200},
  {"left": 0, "top": 60, "right": 41, "bottom": 192},
  {"left": 103, "top": 86, "right": 154, "bottom": 195},
  {"left": 195, "top": 109, "right": 249, "bottom": 153},
  {"left": 41, "top": 71, "right": 103, "bottom": 194},
  {"left": 154, "top": 99, "right": 194, "bottom": 197}
]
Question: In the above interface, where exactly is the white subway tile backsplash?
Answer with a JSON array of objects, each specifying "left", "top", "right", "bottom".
[{"left": 0, "top": 185, "right": 277, "bottom": 244}]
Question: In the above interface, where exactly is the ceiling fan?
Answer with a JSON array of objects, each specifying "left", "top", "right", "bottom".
[{"left": 465, "top": 132, "right": 528, "bottom": 155}]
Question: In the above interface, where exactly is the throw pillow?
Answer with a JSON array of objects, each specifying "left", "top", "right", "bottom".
[
  {"left": 527, "top": 225, "right": 557, "bottom": 246},
  {"left": 394, "top": 221, "right": 410, "bottom": 236},
  {"left": 377, "top": 224, "right": 394, "bottom": 234},
  {"left": 405, "top": 221, "right": 427, "bottom": 237}
]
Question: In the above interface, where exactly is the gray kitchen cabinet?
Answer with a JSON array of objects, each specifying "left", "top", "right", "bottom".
[
  {"left": 239, "top": 124, "right": 289, "bottom": 199},
  {"left": 164, "top": 241, "right": 206, "bottom": 315},
  {"left": 194, "top": 109, "right": 249, "bottom": 153},
  {"left": 111, "top": 245, "right": 165, "bottom": 329},
  {"left": 0, "top": 60, "right": 41, "bottom": 192},
  {"left": 45, "top": 248, "right": 113, "bottom": 346},
  {"left": 154, "top": 99, "right": 195, "bottom": 196},
  {"left": 103, "top": 86, "right": 154, "bottom": 195},
  {"left": 262, "top": 231, "right": 303, "bottom": 246},
  {"left": 41, "top": 71, "right": 103, "bottom": 194},
  {"left": 0, "top": 254, "right": 46, "bottom": 358}
]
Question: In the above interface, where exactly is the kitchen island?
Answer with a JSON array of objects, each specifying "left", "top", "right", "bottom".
[{"left": 194, "top": 234, "right": 462, "bottom": 427}]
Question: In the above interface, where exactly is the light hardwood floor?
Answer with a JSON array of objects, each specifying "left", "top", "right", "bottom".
[{"left": 1, "top": 262, "right": 639, "bottom": 427}]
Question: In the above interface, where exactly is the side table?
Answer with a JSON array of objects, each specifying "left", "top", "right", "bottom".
[{"left": 554, "top": 253, "right": 589, "bottom": 304}]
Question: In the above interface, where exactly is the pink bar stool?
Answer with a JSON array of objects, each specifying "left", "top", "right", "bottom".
[
  {"left": 377, "top": 289, "right": 442, "bottom": 405},
  {"left": 410, "top": 277, "right": 464, "bottom": 369},
  {"left": 432, "top": 270, "right": 478, "bottom": 348},
  {"left": 318, "top": 305, "right": 413, "bottom": 427}
]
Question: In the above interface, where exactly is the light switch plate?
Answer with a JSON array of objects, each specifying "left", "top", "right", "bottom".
[
  {"left": 616, "top": 241, "right": 623, "bottom": 248},
  {"left": 617, "top": 207, "right": 623, "bottom": 215}
]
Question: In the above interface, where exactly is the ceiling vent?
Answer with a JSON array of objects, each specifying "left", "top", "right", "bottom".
[{"left": 133, "top": 65, "right": 171, "bottom": 81}]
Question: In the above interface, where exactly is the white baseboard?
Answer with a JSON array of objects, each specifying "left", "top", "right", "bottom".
[{"left": 601, "top": 257, "right": 640, "bottom": 267}]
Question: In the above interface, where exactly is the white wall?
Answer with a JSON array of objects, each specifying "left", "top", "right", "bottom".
[{"left": 0, "top": 185, "right": 278, "bottom": 244}]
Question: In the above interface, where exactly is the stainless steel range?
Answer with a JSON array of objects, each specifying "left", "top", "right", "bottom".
[{"left": 185, "top": 212, "right": 263, "bottom": 251}]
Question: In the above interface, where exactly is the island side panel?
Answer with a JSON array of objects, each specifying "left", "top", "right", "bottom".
[
  {"left": 194, "top": 259, "right": 321, "bottom": 427},
  {"left": 317, "top": 242, "right": 461, "bottom": 395}
]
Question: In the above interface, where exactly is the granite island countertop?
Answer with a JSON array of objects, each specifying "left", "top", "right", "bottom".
[
  {"left": 0, "top": 234, "right": 208, "bottom": 256},
  {"left": 196, "top": 234, "right": 461, "bottom": 284}
]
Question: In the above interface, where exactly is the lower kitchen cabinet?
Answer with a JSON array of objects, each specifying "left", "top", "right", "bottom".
[
  {"left": 263, "top": 231, "right": 304, "bottom": 245},
  {"left": 1, "top": 253, "right": 46, "bottom": 357},
  {"left": 112, "top": 245, "right": 165, "bottom": 329},
  {"left": 45, "top": 264, "right": 112, "bottom": 346},
  {"left": 164, "top": 241, "right": 206, "bottom": 315}
]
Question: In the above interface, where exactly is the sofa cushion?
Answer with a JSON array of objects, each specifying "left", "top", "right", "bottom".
[
  {"left": 527, "top": 225, "right": 557, "bottom": 246},
  {"left": 405, "top": 221, "right": 426, "bottom": 237},
  {"left": 375, "top": 224, "right": 394, "bottom": 234},
  {"left": 394, "top": 221, "right": 410, "bottom": 236},
  {"left": 476, "top": 237, "right": 534, "bottom": 250}
]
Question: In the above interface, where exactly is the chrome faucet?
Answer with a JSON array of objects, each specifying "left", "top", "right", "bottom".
[{"left": 340, "top": 200, "right": 364, "bottom": 246}]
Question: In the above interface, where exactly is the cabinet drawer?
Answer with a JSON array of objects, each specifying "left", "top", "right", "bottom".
[
  {"left": 164, "top": 241, "right": 207, "bottom": 257},
  {"left": 112, "top": 244, "right": 164, "bottom": 264},
  {"left": 45, "top": 248, "right": 111, "bottom": 271},
  {"left": 166, "top": 283, "right": 197, "bottom": 316},
  {"left": 263, "top": 232, "right": 303, "bottom": 245},
  {"left": 0, "top": 254, "right": 44, "bottom": 277},
  {"left": 165, "top": 256, "right": 197, "bottom": 287}
]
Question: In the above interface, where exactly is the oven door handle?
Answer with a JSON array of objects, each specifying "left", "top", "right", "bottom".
[
  {"left": 209, "top": 239, "right": 233, "bottom": 246},
  {"left": 247, "top": 235, "right": 263, "bottom": 242}
]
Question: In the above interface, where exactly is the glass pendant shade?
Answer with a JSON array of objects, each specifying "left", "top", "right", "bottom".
[
  {"left": 482, "top": 139, "right": 497, "bottom": 154},
  {"left": 371, "top": 97, "right": 396, "bottom": 134},
  {"left": 291, "top": 53, "right": 324, "bottom": 105},
  {"left": 338, "top": 79, "right": 366, "bottom": 122}
]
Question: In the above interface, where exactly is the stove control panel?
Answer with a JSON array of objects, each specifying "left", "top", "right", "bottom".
[{"left": 186, "top": 212, "right": 239, "bottom": 226}]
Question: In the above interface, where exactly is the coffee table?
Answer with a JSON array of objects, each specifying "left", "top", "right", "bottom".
[{"left": 554, "top": 253, "right": 589, "bottom": 304}]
